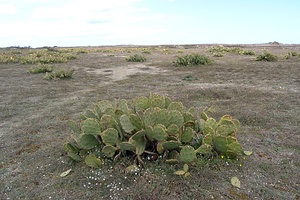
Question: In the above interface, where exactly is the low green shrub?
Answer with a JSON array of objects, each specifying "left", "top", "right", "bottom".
[
  {"left": 213, "top": 52, "right": 224, "bottom": 57},
  {"left": 0, "top": 49, "right": 77, "bottom": 65},
  {"left": 44, "top": 68, "right": 74, "bottom": 79},
  {"left": 64, "top": 94, "right": 244, "bottom": 170},
  {"left": 239, "top": 50, "right": 256, "bottom": 55},
  {"left": 287, "top": 51, "right": 298, "bottom": 56},
  {"left": 27, "top": 64, "right": 53, "bottom": 73},
  {"left": 208, "top": 46, "right": 241, "bottom": 54},
  {"left": 174, "top": 54, "right": 213, "bottom": 66},
  {"left": 126, "top": 54, "right": 147, "bottom": 62},
  {"left": 141, "top": 48, "right": 151, "bottom": 54},
  {"left": 256, "top": 51, "right": 278, "bottom": 61}
]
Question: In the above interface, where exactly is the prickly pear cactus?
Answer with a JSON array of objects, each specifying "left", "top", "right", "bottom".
[{"left": 64, "top": 93, "right": 244, "bottom": 170}]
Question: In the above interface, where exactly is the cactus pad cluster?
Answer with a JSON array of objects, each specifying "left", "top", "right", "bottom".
[{"left": 64, "top": 94, "right": 244, "bottom": 168}]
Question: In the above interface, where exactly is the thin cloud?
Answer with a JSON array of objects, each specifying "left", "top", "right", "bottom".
[{"left": 0, "top": 3, "right": 17, "bottom": 15}]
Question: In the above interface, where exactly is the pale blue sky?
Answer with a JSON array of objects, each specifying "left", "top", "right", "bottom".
[{"left": 0, "top": 0, "right": 299, "bottom": 47}]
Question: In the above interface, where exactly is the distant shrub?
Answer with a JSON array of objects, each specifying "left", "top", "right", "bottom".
[
  {"left": 141, "top": 48, "right": 151, "bottom": 54},
  {"left": 44, "top": 68, "right": 74, "bottom": 80},
  {"left": 28, "top": 64, "right": 53, "bottom": 73},
  {"left": 287, "top": 51, "right": 298, "bottom": 56},
  {"left": 212, "top": 52, "right": 224, "bottom": 57},
  {"left": 208, "top": 46, "right": 241, "bottom": 54},
  {"left": 256, "top": 51, "right": 278, "bottom": 61},
  {"left": 126, "top": 54, "right": 146, "bottom": 62},
  {"left": 239, "top": 50, "right": 256, "bottom": 55},
  {"left": 174, "top": 54, "right": 213, "bottom": 66},
  {"left": 182, "top": 74, "right": 197, "bottom": 81}
]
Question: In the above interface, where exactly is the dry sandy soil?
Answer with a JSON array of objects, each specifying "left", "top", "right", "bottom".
[{"left": 0, "top": 44, "right": 299, "bottom": 199}]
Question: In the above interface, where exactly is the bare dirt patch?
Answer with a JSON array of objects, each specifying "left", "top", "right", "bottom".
[{"left": 84, "top": 64, "right": 167, "bottom": 82}]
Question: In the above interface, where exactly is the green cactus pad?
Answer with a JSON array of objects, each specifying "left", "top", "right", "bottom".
[
  {"left": 212, "top": 135, "right": 228, "bottom": 154},
  {"left": 151, "top": 97, "right": 165, "bottom": 108},
  {"left": 103, "top": 107, "right": 115, "bottom": 116},
  {"left": 94, "top": 104, "right": 104, "bottom": 119},
  {"left": 167, "top": 124, "right": 180, "bottom": 136},
  {"left": 102, "top": 145, "right": 117, "bottom": 158},
  {"left": 217, "top": 118, "right": 236, "bottom": 128},
  {"left": 184, "top": 121, "right": 196, "bottom": 128},
  {"left": 95, "top": 100, "right": 113, "bottom": 113},
  {"left": 216, "top": 124, "right": 236, "bottom": 137},
  {"left": 100, "top": 128, "right": 119, "bottom": 146},
  {"left": 205, "top": 118, "right": 218, "bottom": 130},
  {"left": 152, "top": 124, "right": 168, "bottom": 141},
  {"left": 219, "top": 115, "right": 233, "bottom": 122},
  {"left": 129, "top": 130, "right": 146, "bottom": 155},
  {"left": 64, "top": 142, "right": 80, "bottom": 154},
  {"left": 135, "top": 96, "right": 150, "bottom": 111},
  {"left": 169, "top": 110, "right": 184, "bottom": 128},
  {"left": 195, "top": 144, "right": 213, "bottom": 155},
  {"left": 129, "top": 114, "right": 143, "bottom": 130},
  {"left": 162, "top": 140, "right": 181, "bottom": 150},
  {"left": 183, "top": 111, "right": 195, "bottom": 123},
  {"left": 120, "top": 114, "right": 136, "bottom": 133},
  {"left": 227, "top": 142, "right": 243, "bottom": 155},
  {"left": 67, "top": 120, "right": 80, "bottom": 134},
  {"left": 167, "top": 135, "right": 178, "bottom": 141},
  {"left": 99, "top": 114, "right": 119, "bottom": 131},
  {"left": 179, "top": 145, "right": 196, "bottom": 163},
  {"left": 202, "top": 133, "right": 213, "bottom": 145},
  {"left": 200, "top": 112, "right": 209, "bottom": 121},
  {"left": 164, "top": 96, "right": 172, "bottom": 108},
  {"left": 81, "top": 118, "right": 101, "bottom": 135},
  {"left": 114, "top": 109, "right": 124, "bottom": 120},
  {"left": 67, "top": 151, "right": 82, "bottom": 161},
  {"left": 168, "top": 150, "right": 180, "bottom": 159},
  {"left": 156, "top": 109, "right": 170, "bottom": 127},
  {"left": 85, "top": 154, "right": 102, "bottom": 168},
  {"left": 84, "top": 109, "right": 99, "bottom": 119},
  {"left": 196, "top": 119, "right": 205, "bottom": 132},
  {"left": 143, "top": 125, "right": 153, "bottom": 141},
  {"left": 156, "top": 141, "right": 165, "bottom": 154},
  {"left": 125, "top": 164, "right": 140, "bottom": 173},
  {"left": 144, "top": 108, "right": 157, "bottom": 127},
  {"left": 119, "top": 99, "right": 130, "bottom": 114},
  {"left": 203, "top": 126, "right": 215, "bottom": 136},
  {"left": 181, "top": 127, "right": 194, "bottom": 143},
  {"left": 118, "top": 142, "right": 136, "bottom": 152},
  {"left": 149, "top": 93, "right": 161, "bottom": 101},
  {"left": 78, "top": 134, "right": 100, "bottom": 149},
  {"left": 232, "top": 119, "right": 241, "bottom": 131},
  {"left": 183, "top": 164, "right": 189, "bottom": 172},
  {"left": 167, "top": 101, "right": 184, "bottom": 112}
]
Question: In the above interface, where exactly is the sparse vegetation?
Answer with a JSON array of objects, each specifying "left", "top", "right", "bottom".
[
  {"left": 174, "top": 53, "right": 213, "bottom": 66},
  {"left": 208, "top": 46, "right": 241, "bottom": 54},
  {"left": 27, "top": 64, "right": 53, "bottom": 73},
  {"left": 44, "top": 68, "right": 74, "bottom": 79},
  {"left": 182, "top": 74, "right": 196, "bottom": 81},
  {"left": 212, "top": 52, "right": 224, "bottom": 57},
  {"left": 256, "top": 51, "right": 278, "bottom": 61},
  {"left": 0, "top": 48, "right": 77, "bottom": 64},
  {"left": 126, "top": 54, "right": 147, "bottom": 62},
  {"left": 239, "top": 49, "right": 256, "bottom": 55},
  {"left": 141, "top": 48, "right": 151, "bottom": 54},
  {"left": 287, "top": 51, "right": 298, "bottom": 56},
  {"left": 0, "top": 45, "right": 299, "bottom": 200}
]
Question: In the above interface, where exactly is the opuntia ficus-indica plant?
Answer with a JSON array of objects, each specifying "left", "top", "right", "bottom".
[{"left": 64, "top": 94, "right": 244, "bottom": 170}]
